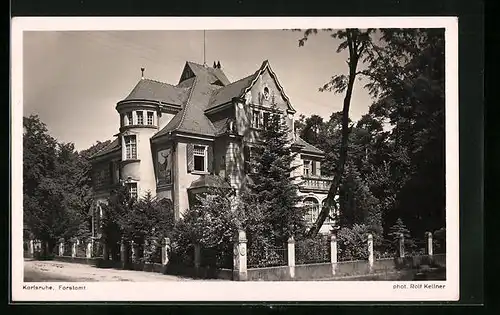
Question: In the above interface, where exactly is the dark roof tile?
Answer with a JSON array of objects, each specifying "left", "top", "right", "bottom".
[
  {"left": 91, "top": 138, "right": 121, "bottom": 159},
  {"left": 206, "top": 72, "right": 259, "bottom": 111},
  {"left": 186, "top": 62, "right": 231, "bottom": 86},
  {"left": 152, "top": 76, "right": 219, "bottom": 139},
  {"left": 294, "top": 136, "right": 324, "bottom": 155},
  {"left": 124, "top": 79, "right": 190, "bottom": 106}
]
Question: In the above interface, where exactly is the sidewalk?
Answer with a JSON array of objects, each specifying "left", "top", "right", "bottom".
[{"left": 24, "top": 259, "right": 192, "bottom": 282}]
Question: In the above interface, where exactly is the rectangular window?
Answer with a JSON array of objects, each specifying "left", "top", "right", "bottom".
[
  {"left": 263, "top": 112, "right": 270, "bottom": 129},
  {"left": 147, "top": 112, "right": 154, "bottom": 125},
  {"left": 252, "top": 110, "right": 262, "bottom": 129},
  {"left": 312, "top": 160, "right": 317, "bottom": 176},
  {"left": 127, "top": 112, "right": 133, "bottom": 125},
  {"left": 137, "top": 111, "right": 144, "bottom": 125},
  {"left": 303, "top": 160, "right": 312, "bottom": 177},
  {"left": 124, "top": 135, "right": 137, "bottom": 159},
  {"left": 193, "top": 145, "right": 207, "bottom": 172},
  {"left": 127, "top": 183, "right": 138, "bottom": 199}
]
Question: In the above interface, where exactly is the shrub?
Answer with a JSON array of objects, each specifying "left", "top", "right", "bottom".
[
  {"left": 337, "top": 224, "right": 370, "bottom": 261},
  {"left": 295, "top": 235, "right": 330, "bottom": 264},
  {"left": 388, "top": 218, "right": 417, "bottom": 255},
  {"left": 171, "top": 187, "right": 238, "bottom": 268}
]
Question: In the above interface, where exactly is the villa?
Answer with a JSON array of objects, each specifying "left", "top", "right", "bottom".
[{"left": 90, "top": 60, "right": 335, "bottom": 235}]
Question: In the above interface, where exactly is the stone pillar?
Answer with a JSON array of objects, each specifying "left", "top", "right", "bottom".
[
  {"left": 232, "top": 230, "right": 248, "bottom": 281},
  {"left": 120, "top": 239, "right": 128, "bottom": 266},
  {"left": 162, "top": 237, "right": 171, "bottom": 266},
  {"left": 29, "top": 240, "right": 34, "bottom": 257},
  {"left": 399, "top": 233, "right": 405, "bottom": 258},
  {"left": 194, "top": 243, "right": 201, "bottom": 271},
  {"left": 60, "top": 242, "right": 65, "bottom": 256},
  {"left": 102, "top": 242, "right": 109, "bottom": 261},
  {"left": 131, "top": 241, "right": 139, "bottom": 263},
  {"left": 71, "top": 241, "right": 77, "bottom": 258},
  {"left": 287, "top": 236, "right": 295, "bottom": 279},
  {"left": 86, "top": 241, "right": 93, "bottom": 258},
  {"left": 426, "top": 232, "right": 433, "bottom": 256},
  {"left": 143, "top": 240, "right": 149, "bottom": 264},
  {"left": 367, "top": 233, "right": 374, "bottom": 273},
  {"left": 330, "top": 233, "right": 338, "bottom": 275}
]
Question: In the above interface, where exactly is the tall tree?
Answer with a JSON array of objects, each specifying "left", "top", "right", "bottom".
[
  {"left": 244, "top": 104, "right": 305, "bottom": 245},
  {"left": 297, "top": 28, "right": 375, "bottom": 236},
  {"left": 23, "top": 115, "right": 88, "bottom": 254},
  {"left": 363, "top": 29, "right": 446, "bottom": 236}
]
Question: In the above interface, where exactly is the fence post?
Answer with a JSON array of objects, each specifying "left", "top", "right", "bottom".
[
  {"left": 131, "top": 241, "right": 138, "bottom": 263},
  {"left": 143, "top": 239, "right": 149, "bottom": 264},
  {"left": 102, "top": 242, "right": 109, "bottom": 261},
  {"left": 399, "top": 233, "right": 405, "bottom": 258},
  {"left": 194, "top": 243, "right": 201, "bottom": 276},
  {"left": 162, "top": 237, "right": 171, "bottom": 266},
  {"left": 426, "top": 232, "right": 433, "bottom": 257},
  {"left": 287, "top": 236, "right": 295, "bottom": 279},
  {"left": 232, "top": 230, "right": 248, "bottom": 281},
  {"left": 331, "top": 233, "right": 338, "bottom": 276},
  {"left": 71, "top": 241, "right": 77, "bottom": 258},
  {"left": 120, "top": 238, "right": 127, "bottom": 268},
  {"left": 29, "top": 240, "right": 34, "bottom": 257},
  {"left": 367, "top": 233, "right": 374, "bottom": 273},
  {"left": 86, "top": 240, "right": 92, "bottom": 258},
  {"left": 59, "top": 240, "right": 65, "bottom": 256}
]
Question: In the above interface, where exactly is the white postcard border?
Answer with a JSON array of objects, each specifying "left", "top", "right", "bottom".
[{"left": 11, "top": 16, "right": 459, "bottom": 302}]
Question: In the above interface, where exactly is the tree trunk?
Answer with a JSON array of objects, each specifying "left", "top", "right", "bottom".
[{"left": 307, "top": 46, "right": 358, "bottom": 237}]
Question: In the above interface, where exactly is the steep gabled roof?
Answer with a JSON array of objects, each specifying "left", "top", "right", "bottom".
[
  {"left": 123, "top": 78, "right": 191, "bottom": 106},
  {"left": 152, "top": 75, "right": 219, "bottom": 139},
  {"left": 206, "top": 72, "right": 259, "bottom": 111},
  {"left": 294, "top": 136, "right": 324, "bottom": 155},
  {"left": 205, "top": 60, "right": 296, "bottom": 113}
]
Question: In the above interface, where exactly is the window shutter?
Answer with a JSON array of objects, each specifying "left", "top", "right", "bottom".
[
  {"left": 314, "top": 161, "right": 321, "bottom": 177},
  {"left": 186, "top": 143, "right": 194, "bottom": 172},
  {"left": 207, "top": 145, "right": 214, "bottom": 173}
]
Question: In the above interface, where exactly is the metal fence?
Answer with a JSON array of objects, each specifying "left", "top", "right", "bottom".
[
  {"left": 374, "top": 239, "right": 396, "bottom": 259},
  {"left": 200, "top": 246, "right": 233, "bottom": 269},
  {"left": 248, "top": 245, "right": 287, "bottom": 268},
  {"left": 296, "top": 237, "right": 330, "bottom": 264}
]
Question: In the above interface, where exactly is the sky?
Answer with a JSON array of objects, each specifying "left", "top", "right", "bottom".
[{"left": 23, "top": 30, "right": 374, "bottom": 151}]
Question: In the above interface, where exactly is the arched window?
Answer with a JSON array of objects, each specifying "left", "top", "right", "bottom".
[{"left": 303, "top": 197, "right": 319, "bottom": 223}]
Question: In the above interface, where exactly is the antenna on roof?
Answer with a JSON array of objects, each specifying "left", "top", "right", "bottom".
[
  {"left": 141, "top": 67, "right": 145, "bottom": 79},
  {"left": 203, "top": 30, "right": 207, "bottom": 67}
]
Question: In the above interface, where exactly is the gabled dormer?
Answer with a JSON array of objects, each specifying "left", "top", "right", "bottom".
[
  {"left": 178, "top": 61, "right": 231, "bottom": 86},
  {"left": 179, "top": 63, "right": 196, "bottom": 83}
]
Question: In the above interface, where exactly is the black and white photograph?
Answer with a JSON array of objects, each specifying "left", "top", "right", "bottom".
[{"left": 11, "top": 17, "right": 459, "bottom": 301}]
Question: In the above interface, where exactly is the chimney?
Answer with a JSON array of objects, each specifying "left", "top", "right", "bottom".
[
  {"left": 141, "top": 67, "right": 145, "bottom": 79},
  {"left": 213, "top": 61, "right": 217, "bottom": 68},
  {"left": 217, "top": 61, "right": 221, "bottom": 69}
]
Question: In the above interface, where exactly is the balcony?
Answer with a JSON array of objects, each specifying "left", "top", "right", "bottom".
[{"left": 299, "top": 176, "right": 333, "bottom": 192}]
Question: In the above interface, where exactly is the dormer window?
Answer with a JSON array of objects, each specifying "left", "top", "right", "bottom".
[{"left": 137, "top": 111, "right": 144, "bottom": 125}]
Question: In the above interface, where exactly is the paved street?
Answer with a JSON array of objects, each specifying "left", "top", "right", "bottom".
[{"left": 24, "top": 259, "right": 191, "bottom": 282}]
